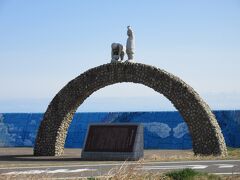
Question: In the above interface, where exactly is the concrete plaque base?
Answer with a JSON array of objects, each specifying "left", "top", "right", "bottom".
[{"left": 81, "top": 123, "right": 143, "bottom": 161}]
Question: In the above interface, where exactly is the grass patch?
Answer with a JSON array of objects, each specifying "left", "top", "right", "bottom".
[
  {"left": 86, "top": 168, "right": 225, "bottom": 180},
  {"left": 146, "top": 148, "right": 240, "bottom": 162},
  {"left": 165, "top": 168, "right": 221, "bottom": 180},
  {"left": 227, "top": 147, "right": 240, "bottom": 159},
  {"left": 165, "top": 168, "right": 200, "bottom": 179}
]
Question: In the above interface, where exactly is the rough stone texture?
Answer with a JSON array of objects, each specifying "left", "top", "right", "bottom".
[{"left": 34, "top": 63, "right": 227, "bottom": 157}]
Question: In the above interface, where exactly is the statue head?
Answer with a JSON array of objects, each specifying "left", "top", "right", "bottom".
[{"left": 127, "top": 26, "right": 133, "bottom": 37}]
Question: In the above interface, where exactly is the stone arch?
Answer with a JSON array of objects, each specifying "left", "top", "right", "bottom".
[{"left": 34, "top": 63, "right": 227, "bottom": 156}]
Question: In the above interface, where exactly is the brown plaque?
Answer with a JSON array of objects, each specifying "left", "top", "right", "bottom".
[{"left": 84, "top": 124, "right": 138, "bottom": 152}]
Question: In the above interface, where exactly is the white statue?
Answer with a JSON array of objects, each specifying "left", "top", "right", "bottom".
[
  {"left": 126, "top": 26, "right": 135, "bottom": 62},
  {"left": 110, "top": 26, "right": 135, "bottom": 63},
  {"left": 111, "top": 43, "right": 125, "bottom": 63}
]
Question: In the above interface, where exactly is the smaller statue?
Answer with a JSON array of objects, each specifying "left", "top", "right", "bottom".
[
  {"left": 126, "top": 26, "right": 135, "bottom": 62},
  {"left": 111, "top": 43, "right": 125, "bottom": 63}
]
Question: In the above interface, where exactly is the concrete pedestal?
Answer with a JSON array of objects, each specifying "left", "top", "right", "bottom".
[{"left": 81, "top": 123, "right": 143, "bottom": 161}]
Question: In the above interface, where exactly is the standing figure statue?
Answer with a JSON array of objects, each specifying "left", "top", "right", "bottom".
[
  {"left": 126, "top": 26, "right": 135, "bottom": 62},
  {"left": 111, "top": 43, "right": 125, "bottom": 63}
]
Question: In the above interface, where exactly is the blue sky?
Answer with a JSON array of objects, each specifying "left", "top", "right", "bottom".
[{"left": 0, "top": 0, "right": 240, "bottom": 112}]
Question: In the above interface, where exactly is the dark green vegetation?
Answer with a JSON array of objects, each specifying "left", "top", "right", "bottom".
[
  {"left": 166, "top": 168, "right": 200, "bottom": 179},
  {"left": 165, "top": 168, "right": 221, "bottom": 180}
]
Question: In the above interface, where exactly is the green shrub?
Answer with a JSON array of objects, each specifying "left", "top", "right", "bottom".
[{"left": 165, "top": 168, "right": 201, "bottom": 180}]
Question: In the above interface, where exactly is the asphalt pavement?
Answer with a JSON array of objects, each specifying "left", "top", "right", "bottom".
[
  {"left": 0, "top": 148, "right": 239, "bottom": 179},
  {"left": 0, "top": 160, "right": 240, "bottom": 179}
]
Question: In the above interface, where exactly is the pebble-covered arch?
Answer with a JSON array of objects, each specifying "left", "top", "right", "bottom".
[{"left": 34, "top": 63, "right": 227, "bottom": 156}]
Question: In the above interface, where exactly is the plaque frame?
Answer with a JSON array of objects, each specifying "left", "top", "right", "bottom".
[{"left": 81, "top": 123, "right": 144, "bottom": 161}]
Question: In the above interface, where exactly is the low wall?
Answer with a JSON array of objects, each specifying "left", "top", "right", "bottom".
[{"left": 0, "top": 110, "right": 239, "bottom": 149}]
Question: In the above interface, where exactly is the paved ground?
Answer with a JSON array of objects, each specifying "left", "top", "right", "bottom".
[
  {"left": 0, "top": 148, "right": 239, "bottom": 179},
  {"left": 1, "top": 159, "right": 240, "bottom": 179},
  {"left": 0, "top": 148, "right": 195, "bottom": 167}
]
